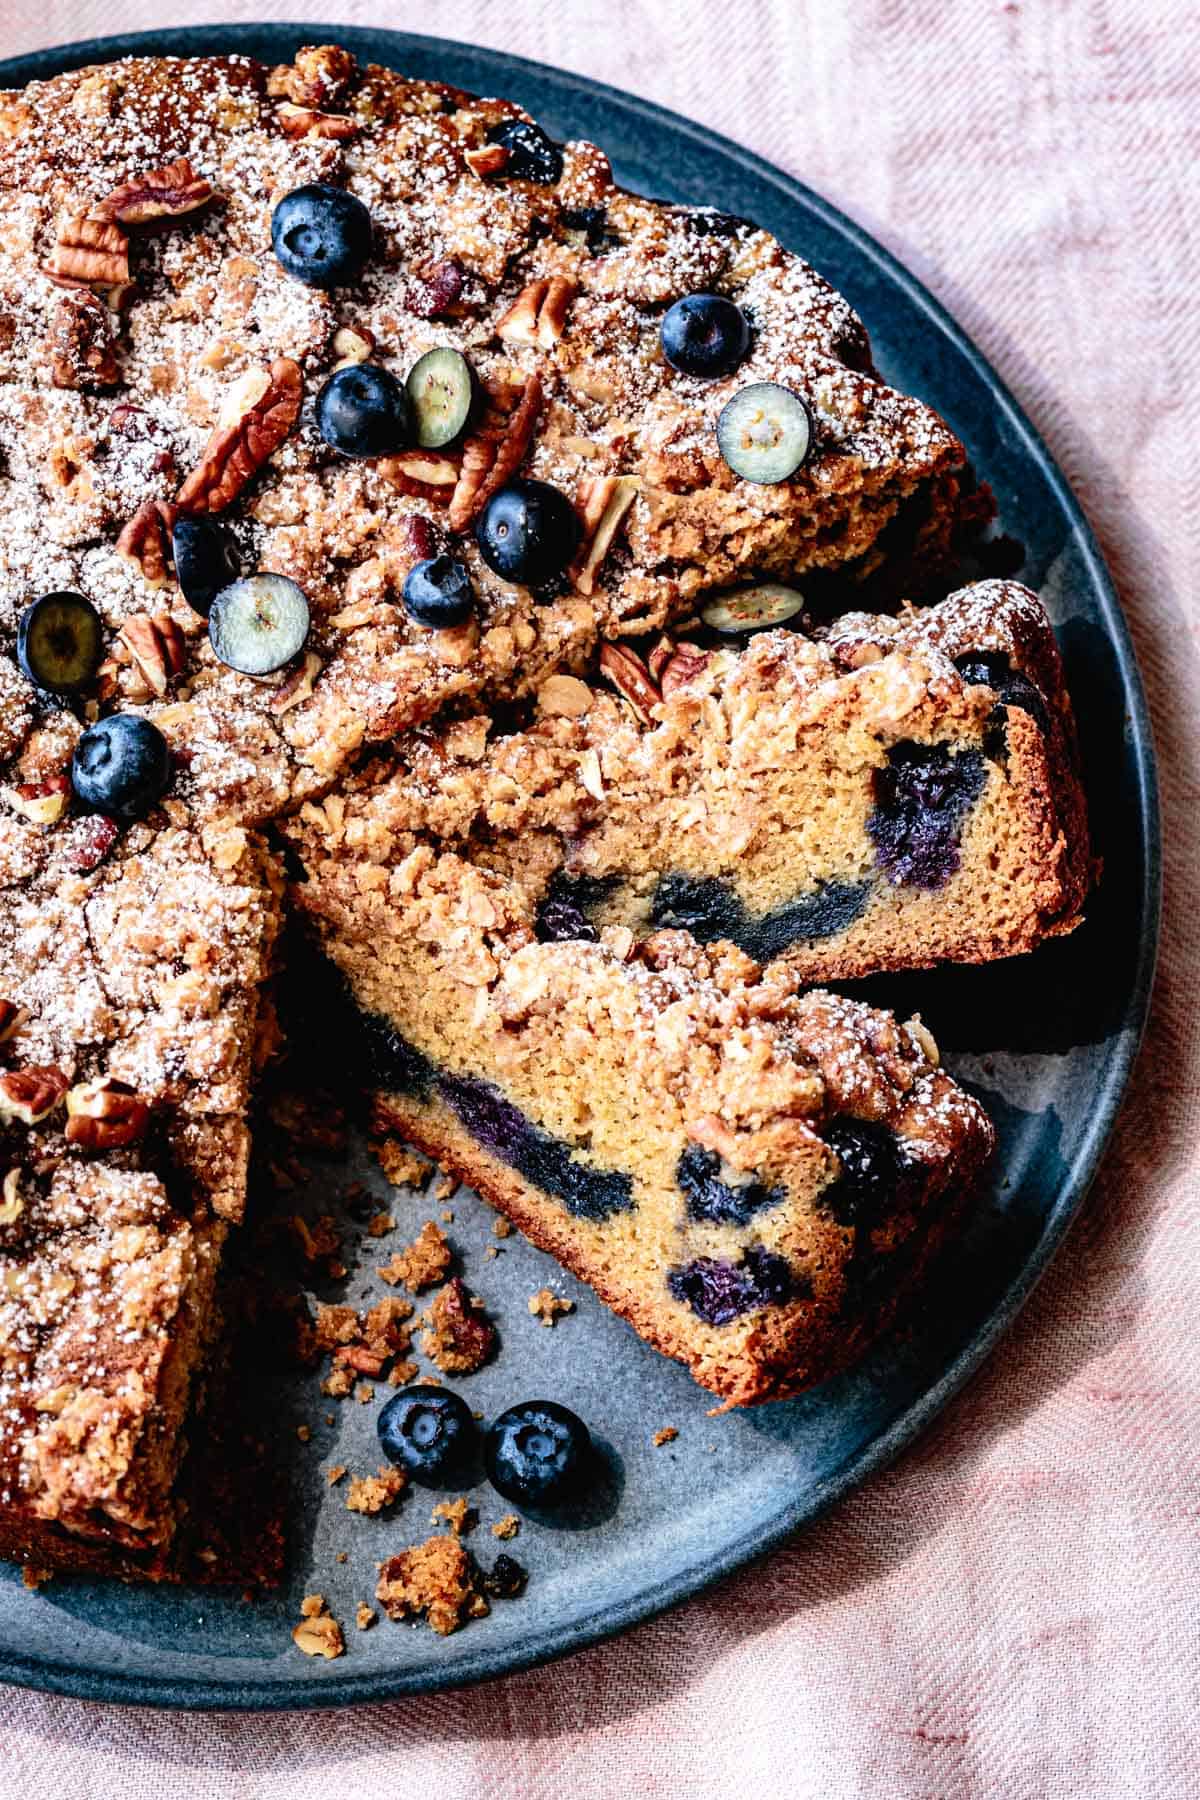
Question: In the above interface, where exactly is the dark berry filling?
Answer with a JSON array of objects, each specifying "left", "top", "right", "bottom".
[
  {"left": 437, "top": 1072, "right": 633, "bottom": 1222},
  {"left": 953, "top": 651, "right": 1050, "bottom": 736},
  {"left": 867, "top": 741, "right": 987, "bottom": 889},
  {"left": 534, "top": 873, "right": 616, "bottom": 944},
  {"left": 676, "top": 1144, "right": 782, "bottom": 1226},
  {"left": 668, "top": 1246, "right": 796, "bottom": 1325},
  {"left": 560, "top": 206, "right": 611, "bottom": 252},
  {"left": 650, "top": 873, "right": 872, "bottom": 960},
  {"left": 820, "top": 1116, "right": 920, "bottom": 1229},
  {"left": 359, "top": 1016, "right": 435, "bottom": 1099}
]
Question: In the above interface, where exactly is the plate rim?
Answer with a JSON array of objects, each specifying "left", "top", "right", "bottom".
[{"left": 0, "top": 20, "right": 1162, "bottom": 1710}]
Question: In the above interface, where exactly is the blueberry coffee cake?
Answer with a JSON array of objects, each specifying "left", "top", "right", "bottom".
[{"left": 0, "top": 40, "right": 1091, "bottom": 1578}]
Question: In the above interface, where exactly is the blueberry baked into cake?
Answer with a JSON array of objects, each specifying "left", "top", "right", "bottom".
[{"left": 0, "top": 44, "right": 1091, "bottom": 1576}]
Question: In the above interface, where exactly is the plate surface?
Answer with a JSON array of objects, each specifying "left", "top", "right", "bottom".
[{"left": 0, "top": 24, "right": 1160, "bottom": 1709}]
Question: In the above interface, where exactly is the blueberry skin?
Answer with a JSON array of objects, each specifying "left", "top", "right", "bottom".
[
  {"left": 171, "top": 516, "right": 237, "bottom": 615},
  {"left": 661, "top": 293, "right": 751, "bottom": 378},
  {"left": 70, "top": 714, "right": 171, "bottom": 821},
  {"left": 476, "top": 480, "right": 580, "bottom": 588},
  {"left": 485, "top": 118, "right": 563, "bottom": 184},
  {"left": 270, "top": 183, "right": 373, "bottom": 289},
  {"left": 484, "top": 1400, "right": 590, "bottom": 1507},
  {"left": 315, "top": 363, "right": 413, "bottom": 458},
  {"left": 377, "top": 1385, "right": 475, "bottom": 1486},
  {"left": 402, "top": 555, "right": 475, "bottom": 629}
]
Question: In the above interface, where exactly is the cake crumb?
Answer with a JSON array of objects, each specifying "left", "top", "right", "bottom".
[
  {"left": 379, "top": 1220, "right": 452, "bottom": 1291},
  {"left": 335, "top": 1552, "right": 348, "bottom": 1564},
  {"left": 355, "top": 1382, "right": 375, "bottom": 1404},
  {"left": 370, "top": 1139, "right": 431, "bottom": 1188},
  {"left": 346, "top": 1466, "right": 407, "bottom": 1515},
  {"left": 528, "top": 1288, "right": 574, "bottom": 1327},
  {"left": 21, "top": 1566, "right": 53, "bottom": 1590},
  {"left": 431, "top": 1496, "right": 476, "bottom": 1537},
  {"left": 652, "top": 1426, "right": 679, "bottom": 1447},
  {"left": 326, "top": 1464, "right": 348, "bottom": 1486},
  {"left": 492, "top": 1217, "right": 512, "bottom": 1238},
  {"left": 388, "top": 1357, "right": 421, "bottom": 1386},
  {"left": 321, "top": 1366, "right": 355, "bottom": 1399},
  {"left": 366, "top": 1212, "right": 395, "bottom": 1238},
  {"left": 292, "top": 1594, "right": 344, "bottom": 1659},
  {"left": 440, "top": 1209, "right": 454, "bottom": 1223},
  {"left": 419, "top": 1277, "right": 497, "bottom": 1373},
  {"left": 376, "top": 1536, "right": 489, "bottom": 1636},
  {"left": 491, "top": 1514, "right": 520, "bottom": 1540},
  {"left": 296, "top": 1424, "right": 312, "bottom": 1443},
  {"left": 355, "top": 1603, "right": 376, "bottom": 1631}
]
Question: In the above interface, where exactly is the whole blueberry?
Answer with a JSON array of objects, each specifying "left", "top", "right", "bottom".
[
  {"left": 661, "top": 293, "right": 751, "bottom": 378},
  {"left": 377, "top": 1385, "right": 475, "bottom": 1486},
  {"left": 270, "top": 183, "right": 373, "bottom": 289},
  {"left": 70, "top": 714, "right": 171, "bottom": 821},
  {"left": 486, "top": 118, "right": 564, "bottom": 185},
  {"left": 484, "top": 1399, "right": 590, "bottom": 1507},
  {"left": 476, "top": 480, "right": 580, "bottom": 588},
  {"left": 316, "top": 362, "right": 413, "bottom": 458},
  {"left": 402, "top": 555, "right": 475, "bottom": 629}
]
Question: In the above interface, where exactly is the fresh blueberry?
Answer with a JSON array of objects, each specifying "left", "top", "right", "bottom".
[
  {"left": 667, "top": 1247, "right": 795, "bottom": 1326},
  {"left": 485, "top": 118, "right": 563, "bottom": 184},
  {"left": 377, "top": 1385, "right": 475, "bottom": 1486},
  {"left": 270, "top": 183, "right": 373, "bottom": 289},
  {"left": 484, "top": 1400, "right": 590, "bottom": 1507},
  {"left": 476, "top": 480, "right": 580, "bottom": 588},
  {"left": 16, "top": 592, "right": 102, "bottom": 694},
  {"left": 402, "top": 555, "right": 474, "bottom": 629},
  {"left": 171, "top": 516, "right": 237, "bottom": 616},
  {"left": 867, "top": 740, "right": 987, "bottom": 889},
  {"left": 315, "top": 362, "right": 413, "bottom": 458},
  {"left": 661, "top": 293, "right": 751, "bottom": 378},
  {"left": 70, "top": 714, "right": 171, "bottom": 820},
  {"left": 820, "top": 1117, "right": 917, "bottom": 1229}
]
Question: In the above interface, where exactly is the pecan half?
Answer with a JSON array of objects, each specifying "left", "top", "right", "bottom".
[
  {"left": 96, "top": 158, "right": 213, "bottom": 226},
  {"left": 0, "top": 1001, "right": 27, "bottom": 1045},
  {"left": 176, "top": 357, "right": 303, "bottom": 513},
  {"left": 268, "top": 44, "right": 358, "bottom": 109},
  {"left": 269, "top": 650, "right": 322, "bottom": 716},
  {"left": 406, "top": 258, "right": 464, "bottom": 319},
  {"left": 277, "top": 102, "right": 358, "bottom": 141},
  {"left": 496, "top": 276, "right": 576, "bottom": 349},
  {"left": 573, "top": 475, "right": 638, "bottom": 596},
  {"left": 0, "top": 1169, "right": 23, "bottom": 1227},
  {"left": 377, "top": 449, "right": 459, "bottom": 504},
  {"left": 447, "top": 374, "right": 542, "bottom": 531},
  {"left": 116, "top": 498, "right": 176, "bottom": 587},
  {"left": 65, "top": 1076, "right": 150, "bottom": 1151},
  {"left": 599, "top": 642, "right": 660, "bottom": 724},
  {"left": 42, "top": 211, "right": 131, "bottom": 306},
  {"left": 0, "top": 1065, "right": 69, "bottom": 1126},
  {"left": 3, "top": 776, "right": 69, "bottom": 826},
  {"left": 464, "top": 143, "right": 510, "bottom": 178},
  {"left": 119, "top": 613, "right": 186, "bottom": 697},
  {"left": 659, "top": 642, "right": 711, "bottom": 698},
  {"left": 48, "top": 291, "right": 120, "bottom": 390}
]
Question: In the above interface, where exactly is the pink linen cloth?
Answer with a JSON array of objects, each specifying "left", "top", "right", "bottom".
[{"left": 2, "top": 1, "right": 1197, "bottom": 1792}]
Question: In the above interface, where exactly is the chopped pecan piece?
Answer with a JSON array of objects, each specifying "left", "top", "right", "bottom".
[
  {"left": 269, "top": 650, "right": 322, "bottom": 716},
  {"left": 538, "top": 674, "right": 593, "bottom": 718},
  {"left": 3, "top": 777, "right": 69, "bottom": 826},
  {"left": 268, "top": 44, "right": 358, "bottom": 108},
  {"left": 0, "top": 1066, "right": 69, "bottom": 1126},
  {"left": 0, "top": 1001, "right": 27, "bottom": 1045},
  {"left": 406, "top": 258, "right": 464, "bottom": 319},
  {"left": 465, "top": 142, "right": 510, "bottom": 178},
  {"left": 115, "top": 499, "right": 177, "bottom": 588},
  {"left": 0, "top": 1169, "right": 23, "bottom": 1227},
  {"left": 378, "top": 449, "right": 460, "bottom": 503},
  {"left": 97, "top": 158, "right": 213, "bottom": 226},
  {"left": 48, "top": 291, "right": 120, "bottom": 390},
  {"left": 331, "top": 323, "right": 374, "bottom": 367},
  {"left": 496, "top": 276, "right": 576, "bottom": 349},
  {"left": 659, "top": 642, "right": 711, "bottom": 698},
  {"left": 65, "top": 814, "right": 119, "bottom": 874},
  {"left": 573, "top": 475, "right": 638, "bottom": 596},
  {"left": 42, "top": 212, "right": 130, "bottom": 305},
  {"left": 119, "top": 613, "right": 186, "bottom": 697},
  {"left": 647, "top": 635, "right": 675, "bottom": 684},
  {"left": 447, "top": 374, "right": 542, "bottom": 531},
  {"left": 176, "top": 358, "right": 303, "bottom": 513},
  {"left": 419, "top": 1277, "right": 497, "bottom": 1374},
  {"left": 599, "top": 642, "right": 660, "bottom": 724},
  {"left": 277, "top": 102, "right": 358, "bottom": 141},
  {"left": 65, "top": 1076, "right": 150, "bottom": 1151},
  {"left": 333, "top": 1345, "right": 386, "bottom": 1377}
]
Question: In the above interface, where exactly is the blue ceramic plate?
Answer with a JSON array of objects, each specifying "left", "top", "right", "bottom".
[{"left": 0, "top": 25, "right": 1159, "bottom": 1709}]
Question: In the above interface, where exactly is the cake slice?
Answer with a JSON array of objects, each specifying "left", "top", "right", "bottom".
[
  {"left": 302, "top": 579, "right": 1091, "bottom": 985},
  {"left": 284, "top": 828, "right": 994, "bottom": 1407}
]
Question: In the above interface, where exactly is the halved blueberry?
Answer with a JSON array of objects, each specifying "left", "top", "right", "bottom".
[
  {"left": 484, "top": 1400, "right": 589, "bottom": 1507},
  {"left": 867, "top": 740, "right": 987, "bottom": 889},
  {"left": 699, "top": 582, "right": 806, "bottom": 633},
  {"left": 71, "top": 714, "right": 171, "bottom": 821},
  {"left": 661, "top": 293, "right": 751, "bottom": 378},
  {"left": 171, "top": 516, "right": 237, "bottom": 615},
  {"left": 485, "top": 118, "right": 563, "bottom": 185},
  {"left": 476, "top": 480, "right": 580, "bottom": 588},
  {"left": 17, "top": 593, "right": 102, "bottom": 694},
  {"left": 208, "top": 574, "right": 310, "bottom": 675},
  {"left": 406, "top": 348, "right": 474, "bottom": 448},
  {"left": 667, "top": 1247, "right": 795, "bottom": 1326},
  {"left": 378, "top": 1385, "right": 475, "bottom": 1486},
  {"left": 402, "top": 555, "right": 475, "bottom": 629},
  {"left": 270, "top": 183, "right": 373, "bottom": 289},
  {"left": 316, "top": 362, "right": 412, "bottom": 458},
  {"left": 716, "top": 383, "right": 812, "bottom": 483}
]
